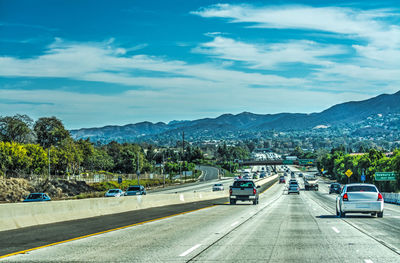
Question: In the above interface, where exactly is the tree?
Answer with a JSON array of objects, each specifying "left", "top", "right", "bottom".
[
  {"left": 25, "top": 144, "right": 48, "bottom": 175},
  {"left": 76, "top": 139, "right": 95, "bottom": 169},
  {"left": 34, "top": 117, "right": 70, "bottom": 148},
  {"left": 0, "top": 141, "right": 30, "bottom": 176},
  {"left": 0, "top": 114, "right": 34, "bottom": 143}
]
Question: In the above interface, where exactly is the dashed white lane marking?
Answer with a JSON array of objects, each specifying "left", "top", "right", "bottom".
[
  {"left": 231, "top": 221, "right": 239, "bottom": 227},
  {"left": 179, "top": 244, "right": 201, "bottom": 257},
  {"left": 332, "top": 227, "right": 340, "bottom": 233},
  {"left": 364, "top": 259, "right": 373, "bottom": 263}
]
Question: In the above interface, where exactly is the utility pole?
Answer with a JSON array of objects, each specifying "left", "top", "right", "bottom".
[
  {"left": 137, "top": 154, "right": 140, "bottom": 186},
  {"left": 162, "top": 153, "right": 165, "bottom": 188},
  {"left": 48, "top": 148, "right": 51, "bottom": 180},
  {"left": 182, "top": 131, "right": 185, "bottom": 182}
]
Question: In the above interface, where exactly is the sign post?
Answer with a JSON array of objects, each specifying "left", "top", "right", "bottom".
[
  {"left": 345, "top": 169, "right": 353, "bottom": 184},
  {"left": 361, "top": 169, "right": 365, "bottom": 183},
  {"left": 374, "top": 172, "right": 396, "bottom": 181}
]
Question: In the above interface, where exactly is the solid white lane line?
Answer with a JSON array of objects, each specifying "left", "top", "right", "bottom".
[
  {"left": 332, "top": 227, "right": 340, "bottom": 233},
  {"left": 231, "top": 221, "right": 239, "bottom": 227},
  {"left": 364, "top": 259, "right": 373, "bottom": 263},
  {"left": 179, "top": 244, "right": 201, "bottom": 257}
]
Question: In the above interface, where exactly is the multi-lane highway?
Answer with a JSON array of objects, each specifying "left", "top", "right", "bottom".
[
  {"left": 2, "top": 166, "right": 400, "bottom": 262},
  {"left": 149, "top": 166, "right": 226, "bottom": 194}
]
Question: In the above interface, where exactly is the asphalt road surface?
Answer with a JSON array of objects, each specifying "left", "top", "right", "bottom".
[
  {"left": 2, "top": 171, "right": 400, "bottom": 262},
  {"left": 149, "top": 166, "right": 223, "bottom": 194}
]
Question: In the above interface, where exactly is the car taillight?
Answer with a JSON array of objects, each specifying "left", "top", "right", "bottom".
[
  {"left": 377, "top": 193, "right": 383, "bottom": 201},
  {"left": 343, "top": 193, "right": 348, "bottom": 201},
  {"left": 229, "top": 189, "right": 232, "bottom": 195},
  {"left": 253, "top": 188, "right": 257, "bottom": 195}
]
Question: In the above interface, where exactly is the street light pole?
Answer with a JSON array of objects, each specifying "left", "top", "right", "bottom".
[
  {"left": 162, "top": 153, "right": 165, "bottom": 188},
  {"left": 48, "top": 148, "right": 51, "bottom": 180},
  {"left": 137, "top": 154, "right": 140, "bottom": 186}
]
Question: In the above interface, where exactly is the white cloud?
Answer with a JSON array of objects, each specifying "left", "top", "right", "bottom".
[
  {"left": 194, "top": 36, "right": 347, "bottom": 69},
  {"left": 0, "top": 39, "right": 305, "bottom": 89},
  {"left": 192, "top": 4, "right": 400, "bottom": 94},
  {"left": 192, "top": 4, "right": 400, "bottom": 48}
]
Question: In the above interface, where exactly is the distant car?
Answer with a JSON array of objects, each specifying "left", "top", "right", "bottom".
[
  {"left": 105, "top": 189, "right": 124, "bottom": 197},
  {"left": 124, "top": 185, "right": 146, "bottom": 196},
  {"left": 23, "top": 193, "right": 51, "bottom": 202},
  {"left": 289, "top": 179, "right": 298, "bottom": 185},
  {"left": 279, "top": 176, "right": 286, "bottom": 184},
  {"left": 329, "top": 183, "right": 341, "bottom": 194},
  {"left": 336, "top": 184, "right": 384, "bottom": 218},
  {"left": 212, "top": 183, "right": 224, "bottom": 191},
  {"left": 298, "top": 173, "right": 303, "bottom": 177},
  {"left": 260, "top": 172, "right": 266, "bottom": 178},
  {"left": 288, "top": 184, "right": 300, "bottom": 194}
]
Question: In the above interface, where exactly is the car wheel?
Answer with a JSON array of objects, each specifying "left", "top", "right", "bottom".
[
  {"left": 371, "top": 213, "right": 376, "bottom": 217},
  {"left": 230, "top": 199, "right": 235, "bottom": 205},
  {"left": 253, "top": 200, "right": 257, "bottom": 205},
  {"left": 340, "top": 211, "right": 346, "bottom": 218},
  {"left": 336, "top": 207, "right": 339, "bottom": 217},
  {"left": 377, "top": 212, "right": 383, "bottom": 218}
]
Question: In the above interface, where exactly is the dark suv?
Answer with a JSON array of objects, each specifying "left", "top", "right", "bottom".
[{"left": 329, "top": 183, "right": 341, "bottom": 194}]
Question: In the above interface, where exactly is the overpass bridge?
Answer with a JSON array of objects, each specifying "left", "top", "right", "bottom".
[{"left": 238, "top": 159, "right": 315, "bottom": 166}]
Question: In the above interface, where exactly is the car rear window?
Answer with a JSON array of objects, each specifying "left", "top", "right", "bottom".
[
  {"left": 233, "top": 181, "right": 255, "bottom": 188},
  {"left": 128, "top": 187, "right": 140, "bottom": 191},
  {"left": 347, "top": 185, "right": 377, "bottom": 192},
  {"left": 109, "top": 190, "right": 119, "bottom": 193}
]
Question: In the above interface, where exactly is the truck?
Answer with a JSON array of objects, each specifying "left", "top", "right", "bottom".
[
  {"left": 229, "top": 179, "right": 260, "bottom": 205},
  {"left": 304, "top": 175, "right": 319, "bottom": 191}
]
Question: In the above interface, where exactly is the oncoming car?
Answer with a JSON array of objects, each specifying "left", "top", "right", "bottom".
[
  {"left": 212, "top": 183, "right": 224, "bottom": 191},
  {"left": 336, "top": 184, "right": 384, "bottom": 218},
  {"left": 124, "top": 185, "right": 146, "bottom": 196},
  {"left": 105, "top": 189, "right": 124, "bottom": 197},
  {"left": 23, "top": 193, "right": 51, "bottom": 202}
]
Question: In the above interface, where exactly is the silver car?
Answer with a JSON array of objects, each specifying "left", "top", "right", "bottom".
[
  {"left": 288, "top": 184, "right": 300, "bottom": 194},
  {"left": 105, "top": 189, "right": 124, "bottom": 197},
  {"left": 212, "top": 183, "right": 224, "bottom": 191},
  {"left": 336, "top": 183, "right": 384, "bottom": 218}
]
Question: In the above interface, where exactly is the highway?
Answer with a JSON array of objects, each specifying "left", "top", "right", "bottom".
[
  {"left": 149, "top": 166, "right": 225, "bottom": 194},
  {"left": 2, "top": 168, "right": 400, "bottom": 262}
]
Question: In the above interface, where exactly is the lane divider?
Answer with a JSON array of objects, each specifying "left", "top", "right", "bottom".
[
  {"left": 179, "top": 244, "right": 201, "bottom": 257},
  {"left": 230, "top": 221, "right": 239, "bottom": 227}
]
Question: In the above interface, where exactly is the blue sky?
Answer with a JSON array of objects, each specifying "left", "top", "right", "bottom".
[{"left": 1, "top": 0, "right": 399, "bottom": 129}]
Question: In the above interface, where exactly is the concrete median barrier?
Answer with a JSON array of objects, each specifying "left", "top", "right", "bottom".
[
  {"left": 0, "top": 174, "right": 278, "bottom": 232},
  {"left": 382, "top": 192, "right": 400, "bottom": 205}
]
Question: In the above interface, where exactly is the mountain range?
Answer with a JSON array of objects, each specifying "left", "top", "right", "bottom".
[{"left": 70, "top": 90, "right": 400, "bottom": 143}]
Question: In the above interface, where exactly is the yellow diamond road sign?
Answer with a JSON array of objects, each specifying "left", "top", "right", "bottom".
[{"left": 345, "top": 169, "right": 353, "bottom": 178}]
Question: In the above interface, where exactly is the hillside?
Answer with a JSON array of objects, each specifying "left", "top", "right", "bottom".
[{"left": 70, "top": 91, "right": 400, "bottom": 143}]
